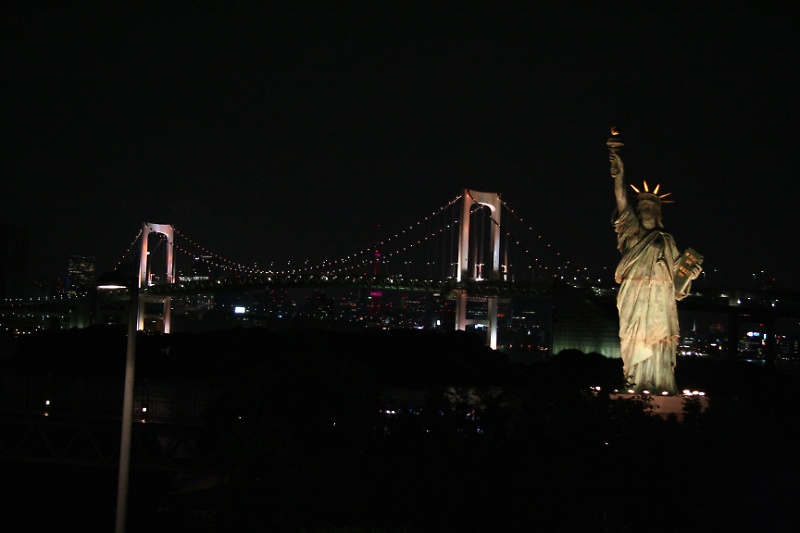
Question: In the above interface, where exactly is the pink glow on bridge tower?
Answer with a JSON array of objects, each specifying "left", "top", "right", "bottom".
[
  {"left": 456, "top": 189, "right": 502, "bottom": 349},
  {"left": 368, "top": 225, "right": 383, "bottom": 321},
  {"left": 139, "top": 223, "right": 175, "bottom": 333}
]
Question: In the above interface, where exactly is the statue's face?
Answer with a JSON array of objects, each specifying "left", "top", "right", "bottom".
[{"left": 637, "top": 199, "right": 661, "bottom": 227}]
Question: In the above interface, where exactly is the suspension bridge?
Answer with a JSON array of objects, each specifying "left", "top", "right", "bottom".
[{"left": 103, "top": 189, "right": 594, "bottom": 350}]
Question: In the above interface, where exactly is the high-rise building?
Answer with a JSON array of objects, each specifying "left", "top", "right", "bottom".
[{"left": 66, "top": 255, "right": 96, "bottom": 296}]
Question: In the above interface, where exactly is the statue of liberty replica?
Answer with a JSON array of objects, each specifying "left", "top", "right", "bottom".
[{"left": 608, "top": 128, "right": 702, "bottom": 395}]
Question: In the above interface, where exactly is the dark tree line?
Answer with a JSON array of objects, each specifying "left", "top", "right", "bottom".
[{"left": 2, "top": 327, "right": 799, "bottom": 532}]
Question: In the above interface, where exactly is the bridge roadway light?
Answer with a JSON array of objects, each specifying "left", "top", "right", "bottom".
[{"left": 96, "top": 270, "right": 139, "bottom": 533}]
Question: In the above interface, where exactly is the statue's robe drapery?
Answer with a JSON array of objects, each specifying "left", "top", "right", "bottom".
[{"left": 613, "top": 206, "right": 688, "bottom": 394}]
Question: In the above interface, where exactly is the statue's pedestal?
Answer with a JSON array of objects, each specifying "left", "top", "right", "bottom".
[{"left": 610, "top": 393, "right": 709, "bottom": 421}]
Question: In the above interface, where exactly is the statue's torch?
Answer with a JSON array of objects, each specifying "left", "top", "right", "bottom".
[{"left": 606, "top": 126, "right": 624, "bottom": 178}]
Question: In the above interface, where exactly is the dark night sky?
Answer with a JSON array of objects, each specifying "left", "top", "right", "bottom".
[{"left": 2, "top": 5, "right": 797, "bottom": 290}]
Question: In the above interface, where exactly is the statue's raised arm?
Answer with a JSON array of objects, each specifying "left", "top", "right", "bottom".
[
  {"left": 611, "top": 152, "right": 627, "bottom": 214},
  {"left": 607, "top": 128, "right": 628, "bottom": 213}
]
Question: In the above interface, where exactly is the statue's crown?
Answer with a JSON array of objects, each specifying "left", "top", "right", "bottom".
[{"left": 630, "top": 180, "right": 673, "bottom": 205}]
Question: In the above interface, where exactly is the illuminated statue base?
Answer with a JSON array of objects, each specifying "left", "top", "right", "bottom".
[{"left": 610, "top": 391, "right": 709, "bottom": 421}]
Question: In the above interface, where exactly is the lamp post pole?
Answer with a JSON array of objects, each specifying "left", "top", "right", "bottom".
[{"left": 115, "top": 283, "right": 138, "bottom": 533}]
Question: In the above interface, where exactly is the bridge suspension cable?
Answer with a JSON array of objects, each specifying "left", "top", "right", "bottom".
[
  {"left": 143, "top": 195, "right": 464, "bottom": 282},
  {"left": 122, "top": 192, "right": 591, "bottom": 286},
  {"left": 170, "top": 225, "right": 267, "bottom": 276},
  {"left": 272, "top": 194, "right": 463, "bottom": 277},
  {"left": 498, "top": 196, "right": 589, "bottom": 280},
  {"left": 113, "top": 228, "right": 143, "bottom": 272}
]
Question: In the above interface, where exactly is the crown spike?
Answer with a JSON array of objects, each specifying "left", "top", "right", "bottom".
[
  {"left": 643, "top": 180, "right": 650, "bottom": 192},
  {"left": 630, "top": 184, "right": 641, "bottom": 193},
  {"left": 653, "top": 183, "right": 660, "bottom": 194},
  {"left": 658, "top": 192, "right": 672, "bottom": 199}
]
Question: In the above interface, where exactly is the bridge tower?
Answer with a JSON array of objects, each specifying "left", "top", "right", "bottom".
[
  {"left": 455, "top": 189, "right": 502, "bottom": 349},
  {"left": 138, "top": 223, "right": 175, "bottom": 333}
]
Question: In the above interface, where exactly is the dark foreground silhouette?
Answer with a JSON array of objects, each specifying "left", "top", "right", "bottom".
[{"left": 2, "top": 327, "right": 798, "bottom": 532}]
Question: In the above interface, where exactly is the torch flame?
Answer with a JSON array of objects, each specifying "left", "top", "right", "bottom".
[{"left": 610, "top": 126, "right": 619, "bottom": 136}]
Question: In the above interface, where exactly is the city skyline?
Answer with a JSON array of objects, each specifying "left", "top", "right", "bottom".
[{"left": 2, "top": 6, "right": 797, "bottom": 290}]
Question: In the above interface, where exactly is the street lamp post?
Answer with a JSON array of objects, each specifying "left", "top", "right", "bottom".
[{"left": 97, "top": 271, "right": 139, "bottom": 533}]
